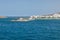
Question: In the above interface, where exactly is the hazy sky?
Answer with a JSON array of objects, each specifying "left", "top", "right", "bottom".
[{"left": 0, "top": 0, "right": 60, "bottom": 16}]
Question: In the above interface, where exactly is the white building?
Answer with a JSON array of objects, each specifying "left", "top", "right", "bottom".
[{"left": 53, "top": 13, "right": 60, "bottom": 18}]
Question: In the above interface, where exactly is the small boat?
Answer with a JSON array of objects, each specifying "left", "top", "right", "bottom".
[
  {"left": 11, "top": 18, "right": 31, "bottom": 22},
  {"left": 11, "top": 16, "right": 36, "bottom": 22}
]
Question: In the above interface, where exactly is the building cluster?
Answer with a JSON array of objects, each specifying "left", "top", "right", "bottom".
[{"left": 31, "top": 12, "right": 60, "bottom": 19}]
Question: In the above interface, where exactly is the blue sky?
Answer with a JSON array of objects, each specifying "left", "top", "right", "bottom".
[{"left": 0, "top": 0, "right": 60, "bottom": 16}]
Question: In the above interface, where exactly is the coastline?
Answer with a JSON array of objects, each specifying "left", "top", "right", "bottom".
[{"left": 11, "top": 12, "right": 60, "bottom": 21}]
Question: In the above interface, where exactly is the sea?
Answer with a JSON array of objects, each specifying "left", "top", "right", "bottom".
[{"left": 0, "top": 17, "right": 60, "bottom": 40}]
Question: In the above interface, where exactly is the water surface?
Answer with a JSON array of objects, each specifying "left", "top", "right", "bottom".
[{"left": 0, "top": 17, "right": 60, "bottom": 40}]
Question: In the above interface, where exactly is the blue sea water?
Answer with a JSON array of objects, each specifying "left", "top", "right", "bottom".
[{"left": 0, "top": 17, "right": 60, "bottom": 40}]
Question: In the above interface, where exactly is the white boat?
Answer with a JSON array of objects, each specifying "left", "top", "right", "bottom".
[
  {"left": 11, "top": 18, "right": 32, "bottom": 22},
  {"left": 11, "top": 16, "right": 37, "bottom": 22}
]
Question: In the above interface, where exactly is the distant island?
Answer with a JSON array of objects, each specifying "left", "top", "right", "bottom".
[
  {"left": 11, "top": 12, "right": 60, "bottom": 21},
  {"left": 0, "top": 16, "right": 7, "bottom": 18}
]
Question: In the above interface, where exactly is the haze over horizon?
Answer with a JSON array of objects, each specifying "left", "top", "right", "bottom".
[{"left": 0, "top": 0, "right": 60, "bottom": 16}]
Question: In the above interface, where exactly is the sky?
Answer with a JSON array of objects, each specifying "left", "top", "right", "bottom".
[{"left": 0, "top": 0, "right": 60, "bottom": 16}]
